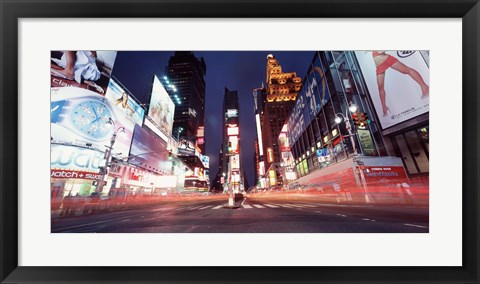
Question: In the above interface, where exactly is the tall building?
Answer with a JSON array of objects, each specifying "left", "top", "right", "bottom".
[
  {"left": 219, "top": 87, "right": 242, "bottom": 193},
  {"left": 166, "top": 51, "right": 207, "bottom": 153},
  {"left": 260, "top": 54, "right": 302, "bottom": 187}
]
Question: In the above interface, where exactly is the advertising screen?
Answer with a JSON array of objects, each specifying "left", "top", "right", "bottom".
[
  {"left": 105, "top": 79, "right": 145, "bottom": 126},
  {"left": 354, "top": 51, "right": 430, "bottom": 129},
  {"left": 357, "top": 129, "right": 376, "bottom": 156},
  {"left": 51, "top": 87, "right": 135, "bottom": 158},
  {"left": 148, "top": 75, "right": 175, "bottom": 137},
  {"left": 51, "top": 144, "right": 104, "bottom": 180},
  {"left": 177, "top": 138, "right": 196, "bottom": 156},
  {"left": 278, "top": 124, "right": 290, "bottom": 152},
  {"left": 306, "top": 70, "right": 320, "bottom": 115},
  {"left": 230, "top": 154, "right": 240, "bottom": 170},
  {"left": 200, "top": 155, "right": 210, "bottom": 169},
  {"left": 227, "top": 126, "right": 239, "bottom": 136},
  {"left": 226, "top": 109, "right": 238, "bottom": 118},
  {"left": 228, "top": 136, "right": 239, "bottom": 153},
  {"left": 129, "top": 124, "right": 170, "bottom": 174},
  {"left": 312, "top": 55, "right": 330, "bottom": 109},
  {"left": 50, "top": 51, "right": 117, "bottom": 95}
]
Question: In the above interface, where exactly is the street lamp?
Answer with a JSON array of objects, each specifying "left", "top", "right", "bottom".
[
  {"left": 334, "top": 111, "right": 357, "bottom": 154},
  {"left": 96, "top": 118, "right": 125, "bottom": 194},
  {"left": 335, "top": 105, "right": 372, "bottom": 203},
  {"left": 177, "top": 127, "right": 183, "bottom": 141}
]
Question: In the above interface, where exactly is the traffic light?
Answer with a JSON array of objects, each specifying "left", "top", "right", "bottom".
[
  {"left": 357, "top": 112, "right": 366, "bottom": 127},
  {"left": 352, "top": 113, "right": 361, "bottom": 126},
  {"left": 228, "top": 142, "right": 232, "bottom": 152},
  {"left": 168, "top": 151, "right": 172, "bottom": 160},
  {"left": 364, "top": 113, "right": 371, "bottom": 125}
]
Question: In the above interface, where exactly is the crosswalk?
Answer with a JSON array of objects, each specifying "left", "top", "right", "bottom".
[{"left": 179, "top": 203, "right": 323, "bottom": 211}]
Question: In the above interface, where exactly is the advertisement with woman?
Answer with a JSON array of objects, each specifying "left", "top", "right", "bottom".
[
  {"left": 148, "top": 75, "right": 175, "bottom": 137},
  {"left": 105, "top": 79, "right": 145, "bottom": 126},
  {"left": 50, "top": 51, "right": 117, "bottom": 95},
  {"left": 354, "top": 50, "right": 430, "bottom": 129}
]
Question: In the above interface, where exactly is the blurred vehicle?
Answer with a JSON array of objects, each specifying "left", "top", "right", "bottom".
[{"left": 184, "top": 176, "right": 209, "bottom": 192}]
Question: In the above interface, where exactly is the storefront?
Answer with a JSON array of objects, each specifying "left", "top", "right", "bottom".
[
  {"left": 50, "top": 144, "right": 103, "bottom": 199},
  {"left": 389, "top": 124, "right": 429, "bottom": 176}
]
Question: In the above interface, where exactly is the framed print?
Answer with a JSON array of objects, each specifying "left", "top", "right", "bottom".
[{"left": 1, "top": 0, "right": 479, "bottom": 283}]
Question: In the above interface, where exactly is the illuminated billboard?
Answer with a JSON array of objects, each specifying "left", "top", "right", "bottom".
[
  {"left": 197, "top": 126, "right": 205, "bottom": 137},
  {"left": 226, "top": 109, "right": 238, "bottom": 118},
  {"left": 105, "top": 79, "right": 145, "bottom": 126},
  {"left": 354, "top": 51, "right": 430, "bottom": 129},
  {"left": 200, "top": 154, "right": 210, "bottom": 169},
  {"left": 50, "top": 51, "right": 117, "bottom": 95},
  {"left": 230, "top": 154, "right": 240, "bottom": 170},
  {"left": 51, "top": 144, "right": 103, "bottom": 180},
  {"left": 178, "top": 138, "right": 196, "bottom": 156},
  {"left": 51, "top": 87, "right": 135, "bottom": 158},
  {"left": 227, "top": 126, "right": 239, "bottom": 136},
  {"left": 228, "top": 136, "right": 239, "bottom": 153},
  {"left": 278, "top": 124, "right": 290, "bottom": 152},
  {"left": 255, "top": 114, "right": 263, "bottom": 156},
  {"left": 129, "top": 124, "right": 170, "bottom": 174},
  {"left": 148, "top": 75, "right": 175, "bottom": 137}
]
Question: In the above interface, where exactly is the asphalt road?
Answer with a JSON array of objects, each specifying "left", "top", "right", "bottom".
[{"left": 51, "top": 195, "right": 429, "bottom": 233}]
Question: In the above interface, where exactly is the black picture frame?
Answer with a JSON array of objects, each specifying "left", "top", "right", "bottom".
[{"left": 1, "top": 0, "right": 478, "bottom": 283}]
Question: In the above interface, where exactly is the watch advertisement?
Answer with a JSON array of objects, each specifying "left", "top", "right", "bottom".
[
  {"left": 51, "top": 144, "right": 104, "bottom": 179},
  {"left": 105, "top": 79, "right": 145, "bottom": 126},
  {"left": 50, "top": 51, "right": 118, "bottom": 95},
  {"left": 148, "top": 75, "right": 175, "bottom": 138},
  {"left": 51, "top": 87, "right": 135, "bottom": 159},
  {"left": 354, "top": 50, "right": 430, "bottom": 129}
]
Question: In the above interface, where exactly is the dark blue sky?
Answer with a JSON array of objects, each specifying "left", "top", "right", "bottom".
[{"left": 111, "top": 51, "right": 314, "bottom": 187}]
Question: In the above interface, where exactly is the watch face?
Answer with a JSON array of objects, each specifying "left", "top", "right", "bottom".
[{"left": 69, "top": 100, "right": 112, "bottom": 140}]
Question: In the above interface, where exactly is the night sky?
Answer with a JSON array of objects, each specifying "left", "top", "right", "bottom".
[{"left": 111, "top": 51, "right": 315, "bottom": 187}]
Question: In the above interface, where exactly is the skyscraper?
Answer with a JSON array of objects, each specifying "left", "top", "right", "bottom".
[
  {"left": 166, "top": 51, "right": 207, "bottom": 153},
  {"left": 219, "top": 87, "right": 242, "bottom": 193},
  {"left": 260, "top": 54, "right": 302, "bottom": 187}
]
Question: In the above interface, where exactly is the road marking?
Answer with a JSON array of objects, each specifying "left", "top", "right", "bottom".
[
  {"left": 52, "top": 211, "right": 149, "bottom": 232},
  {"left": 318, "top": 204, "right": 348, "bottom": 207},
  {"left": 120, "top": 219, "right": 130, "bottom": 222},
  {"left": 264, "top": 204, "right": 279, "bottom": 208},
  {"left": 276, "top": 204, "right": 294, "bottom": 208},
  {"left": 286, "top": 204, "right": 304, "bottom": 208},
  {"left": 336, "top": 214, "right": 347, "bottom": 217},
  {"left": 252, "top": 204, "right": 265, "bottom": 208},
  {"left": 243, "top": 205, "right": 252, "bottom": 209},
  {"left": 241, "top": 198, "right": 247, "bottom": 206},
  {"left": 212, "top": 205, "right": 224, "bottom": 209},
  {"left": 404, "top": 223, "right": 428, "bottom": 229},
  {"left": 187, "top": 206, "right": 203, "bottom": 210},
  {"left": 198, "top": 205, "right": 213, "bottom": 210},
  {"left": 362, "top": 218, "right": 371, "bottom": 221},
  {"left": 300, "top": 204, "right": 317, "bottom": 207},
  {"left": 315, "top": 211, "right": 322, "bottom": 213}
]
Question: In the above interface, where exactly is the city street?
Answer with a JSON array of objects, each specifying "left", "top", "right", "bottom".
[{"left": 51, "top": 194, "right": 428, "bottom": 233}]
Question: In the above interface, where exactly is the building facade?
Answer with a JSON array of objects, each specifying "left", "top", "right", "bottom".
[
  {"left": 166, "top": 51, "right": 207, "bottom": 154},
  {"left": 255, "top": 54, "right": 302, "bottom": 187},
  {"left": 219, "top": 87, "right": 243, "bottom": 193},
  {"left": 285, "top": 51, "right": 428, "bottom": 195}
]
